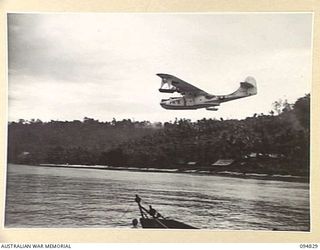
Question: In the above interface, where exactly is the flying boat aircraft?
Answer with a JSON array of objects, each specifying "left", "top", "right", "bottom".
[{"left": 157, "top": 74, "right": 257, "bottom": 111}]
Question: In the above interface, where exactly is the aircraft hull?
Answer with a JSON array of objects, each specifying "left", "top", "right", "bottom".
[{"left": 160, "top": 103, "right": 210, "bottom": 110}]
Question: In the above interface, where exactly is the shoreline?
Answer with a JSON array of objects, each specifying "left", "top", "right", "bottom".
[{"left": 16, "top": 163, "right": 309, "bottom": 183}]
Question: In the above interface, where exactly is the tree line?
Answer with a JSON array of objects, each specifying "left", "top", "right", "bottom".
[{"left": 8, "top": 94, "right": 310, "bottom": 176}]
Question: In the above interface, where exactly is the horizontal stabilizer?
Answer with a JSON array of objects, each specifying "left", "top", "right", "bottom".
[
  {"left": 240, "top": 76, "right": 257, "bottom": 89},
  {"left": 236, "top": 76, "right": 257, "bottom": 96}
]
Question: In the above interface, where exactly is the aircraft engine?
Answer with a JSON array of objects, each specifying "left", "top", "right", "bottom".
[{"left": 159, "top": 78, "right": 177, "bottom": 93}]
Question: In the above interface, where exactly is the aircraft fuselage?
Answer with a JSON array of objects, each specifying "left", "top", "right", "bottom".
[
  {"left": 158, "top": 75, "right": 257, "bottom": 111},
  {"left": 160, "top": 94, "right": 247, "bottom": 110}
]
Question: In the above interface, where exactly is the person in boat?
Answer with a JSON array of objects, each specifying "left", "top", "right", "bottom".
[
  {"left": 132, "top": 218, "right": 139, "bottom": 228},
  {"left": 149, "top": 205, "right": 156, "bottom": 217},
  {"left": 135, "top": 195, "right": 141, "bottom": 204},
  {"left": 148, "top": 205, "right": 164, "bottom": 219}
]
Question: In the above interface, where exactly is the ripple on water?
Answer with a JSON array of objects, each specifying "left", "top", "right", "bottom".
[{"left": 5, "top": 164, "right": 310, "bottom": 230}]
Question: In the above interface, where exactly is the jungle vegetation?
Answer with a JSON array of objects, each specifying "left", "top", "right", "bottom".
[{"left": 7, "top": 94, "right": 310, "bottom": 177}]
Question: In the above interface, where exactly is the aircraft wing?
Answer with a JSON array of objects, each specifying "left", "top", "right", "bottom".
[{"left": 157, "top": 73, "right": 208, "bottom": 95}]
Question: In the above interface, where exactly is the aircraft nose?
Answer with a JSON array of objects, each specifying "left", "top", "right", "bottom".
[
  {"left": 160, "top": 99, "right": 167, "bottom": 104},
  {"left": 160, "top": 99, "right": 168, "bottom": 107}
]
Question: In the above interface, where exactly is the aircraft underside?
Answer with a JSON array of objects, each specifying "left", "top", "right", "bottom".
[
  {"left": 160, "top": 102, "right": 219, "bottom": 111},
  {"left": 160, "top": 104, "right": 207, "bottom": 110}
]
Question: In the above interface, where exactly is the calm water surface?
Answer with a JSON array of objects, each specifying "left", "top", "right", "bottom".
[{"left": 5, "top": 164, "right": 310, "bottom": 230}]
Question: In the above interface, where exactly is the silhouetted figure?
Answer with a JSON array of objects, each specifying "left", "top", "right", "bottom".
[
  {"left": 132, "top": 218, "right": 139, "bottom": 228},
  {"left": 149, "top": 205, "right": 157, "bottom": 217},
  {"left": 135, "top": 195, "right": 141, "bottom": 204}
]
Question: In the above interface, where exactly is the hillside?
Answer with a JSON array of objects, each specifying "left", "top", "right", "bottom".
[{"left": 7, "top": 94, "right": 310, "bottom": 177}]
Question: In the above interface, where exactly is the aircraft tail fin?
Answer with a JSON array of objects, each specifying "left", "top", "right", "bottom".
[{"left": 232, "top": 76, "right": 257, "bottom": 96}]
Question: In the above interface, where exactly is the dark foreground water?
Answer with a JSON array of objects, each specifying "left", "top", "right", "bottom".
[{"left": 5, "top": 164, "right": 310, "bottom": 230}]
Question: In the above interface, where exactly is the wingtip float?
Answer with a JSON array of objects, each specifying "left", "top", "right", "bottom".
[{"left": 157, "top": 74, "right": 257, "bottom": 111}]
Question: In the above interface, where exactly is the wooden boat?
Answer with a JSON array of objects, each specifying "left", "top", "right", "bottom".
[{"left": 134, "top": 195, "right": 198, "bottom": 229}]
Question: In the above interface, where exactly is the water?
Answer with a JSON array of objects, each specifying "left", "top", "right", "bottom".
[{"left": 5, "top": 164, "right": 310, "bottom": 230}]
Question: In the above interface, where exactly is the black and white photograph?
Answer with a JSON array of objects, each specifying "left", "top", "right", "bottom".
[{"left": 5, "top": 13, "right": 312, "bottom": 231}]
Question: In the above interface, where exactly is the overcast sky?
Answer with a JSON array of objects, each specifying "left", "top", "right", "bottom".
[{"left": 7, "top": 13, "right": 313, "bottom": 122}]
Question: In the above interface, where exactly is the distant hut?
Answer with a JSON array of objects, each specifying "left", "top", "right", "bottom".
[
  {"left": 211, "top": 159, "right": 235, "bottom": 167},
  {"left": 186, "top": 161, "right": 197, "bottom": 167}
]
